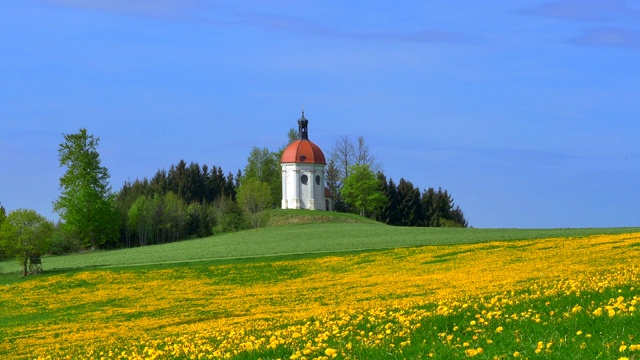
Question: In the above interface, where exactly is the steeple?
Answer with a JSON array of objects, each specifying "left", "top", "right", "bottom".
[{"left": 298, "top": 110, "right": 309, "bottom": 140}]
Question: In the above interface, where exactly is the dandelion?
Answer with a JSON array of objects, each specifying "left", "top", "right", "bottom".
[
  {"left": 593, "top": 308, "right": 603, "bottom": 316},
  {"left": 325, "top": 348, "right": 338, "bottom": 357}
]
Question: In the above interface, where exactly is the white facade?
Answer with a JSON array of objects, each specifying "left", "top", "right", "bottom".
[{"left": 281, "top": 162, "right": 327, "bottom": 210}]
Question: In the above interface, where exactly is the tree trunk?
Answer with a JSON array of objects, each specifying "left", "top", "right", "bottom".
[{"left": 22, "top": 254, "right": 28, "bottom": 277}]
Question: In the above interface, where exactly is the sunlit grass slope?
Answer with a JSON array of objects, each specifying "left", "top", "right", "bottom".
[
  {"left": 0, "top": 209, "right": 637, "bottom": 273},
  {"left": 1, "top": 231, "right": 639, "bottom": 359}
]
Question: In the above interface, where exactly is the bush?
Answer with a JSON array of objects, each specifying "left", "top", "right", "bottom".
[
  {"left": 211, "top": 197, "right": 249, "bottom": 235},
  {"left": 48, "top": 230, "right": 83, "bottom": 255}
]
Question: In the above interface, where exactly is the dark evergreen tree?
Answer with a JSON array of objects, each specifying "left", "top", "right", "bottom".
[
  {"left": 396, "top": 178, "right": 421, "bottom": 226},
  {"left": 0, "top": 202, "right": 6, "bottom": 226},
  {"left": 325, "top": 159, "right": 347, "bottom": 212},
  {"left": 186, "top": 162, "right": 205, "bottom": 203},
  {"left": 150, "top": 169, "right": 168, "bottom": 195},
  {"left": 377, "top": 175, "right": 401, "bottom": 225},
  {"left": 207, "top": 166, "right": 227, "bottom": 202},
  {"left": 420, "top": 187, "right": 468, "bottom": 227}
]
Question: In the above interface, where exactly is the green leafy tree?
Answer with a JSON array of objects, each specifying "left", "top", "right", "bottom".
[
  {"left": 341, "top": 164, "right": 386, "bottom": 217},
  {"left": 237, "top": 179, "right": 273, "bottom": 228},
  {"left": 162, "top": 191, "right": 186, "bottom": 243},
  {"left": 0, "top": 209, "right": 54, "bottom": 276},
  {"left": 211, "top": 196, "right": 248, "bottom": 234},
  {"left": 128, "top": 195, "right": 153, "bottom": 246},
  {"left": 242, "top": 147, "right": 280, "bottom": 206},
  {"left": 186, "top": 202, "right": 215, "bottom": 239},
  {"left": 328, "top": 135, "right": 380, "bottom": 213},
  {"left": 53, "top": 129, "right": 119, "bottom": 249}
]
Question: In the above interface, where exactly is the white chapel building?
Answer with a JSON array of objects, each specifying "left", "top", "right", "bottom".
[{"left": 281, "top": 111, "right": 332, "bottom": 211}]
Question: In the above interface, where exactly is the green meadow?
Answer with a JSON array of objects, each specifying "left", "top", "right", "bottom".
[
  {"left": 1, "top": 211, "right": 639, "bottom": 359},
  {"left": 0, "top": 210, "right": 637, "bottom": 275}
]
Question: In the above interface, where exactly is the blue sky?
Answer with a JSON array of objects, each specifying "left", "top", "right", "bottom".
[{"left": 1, "top": 0, "right": 639, "bottom": 228}]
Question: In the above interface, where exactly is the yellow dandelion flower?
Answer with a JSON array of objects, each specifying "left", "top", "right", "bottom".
[
  {"left": 325, "top": 348, "right": 338, "bottom": 357},
  {"left": 465, "top": 349, "right": 477, "bottom": 357},
  {"left": 593, "top": 308, "right": 603, "bottom": 316}
]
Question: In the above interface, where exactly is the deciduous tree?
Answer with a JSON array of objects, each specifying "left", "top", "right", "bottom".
[
  {"left": 341, "top": 164, "right": 386, "bottom": 217},
  {"left": 0, "top": 209, "right": 54, "bottom": 276},
  {"left": 237, "top": 179, "right": 273, "bottom": 228},
  {"left": 243, "top": 147, "right": 280, "bottom": 206},
  {"left": 53, "top": 129, "right": 119, "bottom": 249},
  {"left": 128, "top": 195, "right": 152, "bottom": 246}
]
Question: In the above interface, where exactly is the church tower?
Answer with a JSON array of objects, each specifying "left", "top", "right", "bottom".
[{"left": 281, "top": 111, "right": 330, "bottom": 210}]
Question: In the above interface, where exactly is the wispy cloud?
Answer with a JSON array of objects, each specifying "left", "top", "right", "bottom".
[
  {"left": 40, "top": 0, "right": 469, "bottom": 45},
  {"left": 41, "top": 0, "right": 203, "bottom": 20},
  {"left": 519, "top": 0, "right": 640, "bottom": 22},
  {"left": 568, "top": 27, "right": 640, "bottom": 49},
  {"left": 236, "top": 13, "right": 469, "bottom": 44},
  {"left": 518, "top": 0, "right": 640, "bottom": 50}
]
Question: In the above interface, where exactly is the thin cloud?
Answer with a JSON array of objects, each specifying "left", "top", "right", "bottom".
[
  {"left": 568, "top": 27, "right": 640, "bottom": 49},
  {"left": 40, "top": 0, "right": 469, "bottom": 44},
  {"left": 236, "top": 12, "right": 470, "bottom": 44},
  {"left": 519, "top": 0, "right": 640, "bottom": 22},
  {"left": 40, "top": 0, "right": 202, "bottom": 20}
]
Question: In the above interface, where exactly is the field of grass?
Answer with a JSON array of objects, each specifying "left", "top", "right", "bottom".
[
  {"left": 1, "top": 215, "right": 639, "bottom": 359},
  {"left": 0, "top": 211, "right": 637, "bottom": 274}
]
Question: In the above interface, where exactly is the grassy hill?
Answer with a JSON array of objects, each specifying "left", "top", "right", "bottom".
[
  {"left": 1, "top": 224, "right": 639, "bottom": 359},
  {"left": 0, "top": 209, "right": 638, "bottom": 274}
]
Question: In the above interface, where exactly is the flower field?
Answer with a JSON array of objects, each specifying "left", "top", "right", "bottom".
[{"left": 1, "top": 232, "right": 639, "bottom": 359}]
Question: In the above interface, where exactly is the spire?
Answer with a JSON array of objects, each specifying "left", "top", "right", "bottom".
[{"left": 298, "top": 109, "right": 309, "bottom": 140}]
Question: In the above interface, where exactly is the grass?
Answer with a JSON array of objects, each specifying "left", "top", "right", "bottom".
[
  {"left": 1, "top": 210, "right": 637, "bottom": 274},
  {"left": 1, "top": 230, "right": 639, "bottom": 359}
]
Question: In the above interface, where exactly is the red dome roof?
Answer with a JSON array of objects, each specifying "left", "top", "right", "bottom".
[{"left": 281, "top": 139, "right": 326, "bottom": 165}]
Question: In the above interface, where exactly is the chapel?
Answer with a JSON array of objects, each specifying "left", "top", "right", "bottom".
[{"left": 281, "top": 111, "right": 332, "bottom": 211}]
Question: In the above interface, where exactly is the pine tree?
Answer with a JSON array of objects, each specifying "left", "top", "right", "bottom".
[
  {"left": 396, "top": 178, "right": 421, "bottom": 226},
  {"left": 378, "top": 176, "right": 401, "bottom": 225}
]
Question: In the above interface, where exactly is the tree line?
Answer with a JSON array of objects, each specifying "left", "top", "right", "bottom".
[
  {"left": 325, "top": 135, "right": 468, "bottom": 227},
  {"left": 1, "top": 127, "right": 468, "bottom": 275},
  {"left": 115, "top": 160, "right": 243, "bottom": 248}
]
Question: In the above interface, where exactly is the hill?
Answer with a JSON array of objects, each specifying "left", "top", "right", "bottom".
[
  {"left": 1, "top": 229, "right": 639, "bottom": 359},
  {"left": 0, "top": 210, "right": 638, "bottom": 274}
]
